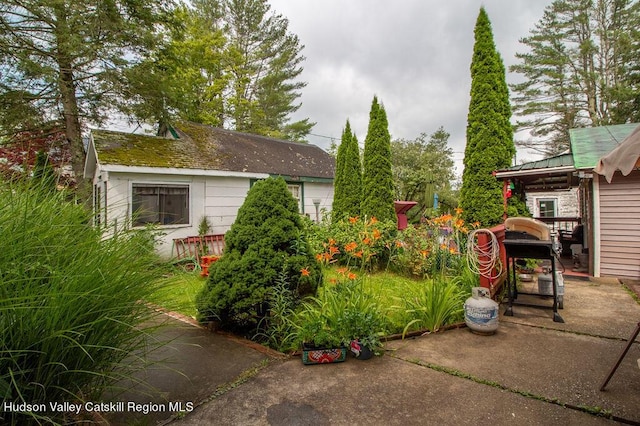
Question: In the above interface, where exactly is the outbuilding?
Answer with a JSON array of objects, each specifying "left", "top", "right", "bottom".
[{"left": 84, "top": 122, "right": 335, "bottom": 257}]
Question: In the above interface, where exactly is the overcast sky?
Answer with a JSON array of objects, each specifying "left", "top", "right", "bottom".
[{"left": 267, "top": 0, "right": 554, "bottom": 178}]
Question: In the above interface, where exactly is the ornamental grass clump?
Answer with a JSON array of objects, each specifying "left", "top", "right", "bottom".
[
  {"left": 196, "top": 177, "right": 321, "bottom": 331},
  {"left": 0, "top": 182, "right": 164, "bottom": 425}
]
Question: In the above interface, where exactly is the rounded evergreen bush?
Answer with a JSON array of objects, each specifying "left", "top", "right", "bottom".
[{"left": 196, "top": 177, "right": 321, "bottom": 330}]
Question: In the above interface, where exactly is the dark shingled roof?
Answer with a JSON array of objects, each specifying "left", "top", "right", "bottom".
[{"left": 91, "top": 122, "right": 335, "bottom": 179}]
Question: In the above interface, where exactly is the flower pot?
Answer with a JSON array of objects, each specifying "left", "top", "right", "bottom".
[
  {"left": 349, "top": 340, "right": 373, "bottom": 360},
  {"left": 301, "top": 343, "right": 347, "bottom": 365}
]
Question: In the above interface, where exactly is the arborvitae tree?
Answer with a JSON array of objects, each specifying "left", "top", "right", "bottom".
[
  {"left": 362, "top": 96, "right": 396, "bottom": 223},
  {"left": 332, "top": 120, "right": 362, "bottom": 221},
  {"left": 196, "top": 177, "right": 320, "bottom": 330},
  {"left": 460, "top": 7, "right": 515, "bottom": 227}
]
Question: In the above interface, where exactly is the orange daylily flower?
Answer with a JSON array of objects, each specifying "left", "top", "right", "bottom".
[
  {"left": 315, "top": 253, "right": 324, "bottom": 262},
  {"left": 362, "top": 237, "right": 371, "bottom": 245},
  {"left": 449, "top": 248, "right": 458, "bottom": 254},
  {"left": 395, "top": 240, "right": 404, "bottom": 248},
  {"left": 328, "top": 238, "right": 336, "bottom": 245},
  {"left": 420, "top": 249, "right": 430, "bottom": 258},
  {"left": 344, "top": 242, "right": 358, "bottom": 252},
  {"left": 372, "top": 229, "right": 381, "bottom": 239},
  {"left": 455, "top": 207, "right": 463, "bottom": 215},
  {"left": 368, "top": 217, "right": 378, "bottom": 225},
  {"left": 455, "top": 219, "right": 465, "bottom": 228},
  {"left": 354, "top": 251, "right": 363, "bottom": 258},
  {"left": 329, "top": 245, "right": 340, "bottom": 255},
  {"left": 440, "top": 243, "right": 448, "bottom": 250},
  {"left": 300, "top": 267, "right": 310, "bottom": 276},
  {"left": 329, "top": 278, "right": 338, "bottom": 284},
  {"left": 349, "top": 216, "right": 359, "bottom": 224},
  {"left": 337, "top": 267, "right": 348, "bottom": 275},
  {"left": 473, "top": 221, "right": 481, "bottom": 228},
  {"left": 348, "top": 272, "right": 357, "bottom": 280}
]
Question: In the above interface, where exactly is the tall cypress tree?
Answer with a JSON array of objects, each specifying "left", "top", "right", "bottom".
[
  {"left": 460, "top": 8, "right": 515, "bottom": 227},
  {"left": 332, "top": 120, "right": 348, "bottom": 221},
  {"left": 333, "top": 120, "right": 362, "bottom": 221},
  {"left": 362, "top": 96, "right": 396, "bottom": 223}
]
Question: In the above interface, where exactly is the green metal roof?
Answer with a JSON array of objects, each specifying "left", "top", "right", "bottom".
[
  {"left": 569, "top": 124, "right": 639, "bottom": 169},
  {"left": 505, "top": 153, "right": 574, "bottom": 172}
]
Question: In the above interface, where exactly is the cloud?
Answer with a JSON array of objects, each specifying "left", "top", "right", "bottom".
[{"left": 269, "top": 0, "right": 553, "bottom": 173}]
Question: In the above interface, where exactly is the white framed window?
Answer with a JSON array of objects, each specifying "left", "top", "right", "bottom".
[
  {"left": 132, "top": 184, "right": 190, "bottom": 226},
  {"left": 537, "top": 198, "right": 557, "bottom": 218},
  {"left": 287, "top": 183, "right": 303, "bottom": 213}
]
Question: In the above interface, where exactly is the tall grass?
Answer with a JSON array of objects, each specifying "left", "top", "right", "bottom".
[
  {"left": 0, "top": 183, "right": 165, "bottom": 425},
  {"left": 399, "top": 278, "right": 465, "bottom": 336}
]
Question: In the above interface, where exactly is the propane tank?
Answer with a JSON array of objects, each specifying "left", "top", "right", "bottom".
[{"left": 464, "top": 287, "right": 499, "bottom": 335}]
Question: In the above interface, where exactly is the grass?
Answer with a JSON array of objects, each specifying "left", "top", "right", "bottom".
[
  {"left": 0, "top": 182, "right": 168, "bottom": 425},
  {"left": 151, "top": 266, "right": 473, "bottom": 349},
  {"left": 148, "top": 270, "right": 207, "bottom": 318},
  {"left": 314, "top": 267, "right": 471, "bottom": 335}
]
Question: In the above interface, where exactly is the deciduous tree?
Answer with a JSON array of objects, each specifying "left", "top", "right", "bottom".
[{"left": 391, "top": 127, "right": 456, "bottom": 220}]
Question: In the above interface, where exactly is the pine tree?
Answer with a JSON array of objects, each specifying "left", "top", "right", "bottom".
[
  {"left": 510, "top": 0, "right": 640, "bottom": 155},
  {"left": 0, "top": 0, "right": 173, "bottom": 195},
  {"left": 332, "top": 120, "right": 362, "bottom": 221},
  {"left": 460, "top": 7, "right": 515, "bottom": 227},
  {"left": 362, "top": 96, "right": 396, "bottom": 224}
]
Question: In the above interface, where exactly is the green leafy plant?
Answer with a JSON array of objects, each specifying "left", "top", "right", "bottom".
[
  {"left": 0, "top": 182, "right": 165, "bottom": 425},
  {"left": 196, "top": 177, "right": 321, "bottom": 331},
  {"left": 294, "top": 274, "right": 388, "bottom": 354},
  {"left": 399, "top": 278, "right": 465, "bottom": 336},
  {"left": 254, "top": 267, "right": 299, "bottom": 353}
]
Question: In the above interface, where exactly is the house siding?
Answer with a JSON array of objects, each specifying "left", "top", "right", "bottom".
[
  {"left": 93, "top": 168, "right": 333, "bottom": 258},
  {"left": 597, "top": 170, "right": 640, "bottom": 279},
  {"left": 204, "top": 177, "right": 251, "bottom": 233}
]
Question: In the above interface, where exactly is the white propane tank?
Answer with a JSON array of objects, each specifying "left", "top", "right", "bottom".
[{"left": 464, "top": 287, "right": 499, "bottom": 335}]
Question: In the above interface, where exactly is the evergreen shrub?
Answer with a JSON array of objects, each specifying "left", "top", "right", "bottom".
[{"left": 196, "top": 177, "right": 321, "bottom": 330}]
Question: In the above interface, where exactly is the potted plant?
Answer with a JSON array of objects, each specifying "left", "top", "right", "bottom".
[
  {"left": 341, "top": 288, "right": 387, "bottom": 360},
  {"left": 295, "top": 291, "right": 349, "bottom": 365}
]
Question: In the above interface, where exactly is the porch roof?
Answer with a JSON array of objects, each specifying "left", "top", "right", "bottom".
[
  {"left": 494, "top": 153, "right": 578, "bottom": 191},
  {"left": 569, "top": 123, "right": 639, "bottom": 170}
]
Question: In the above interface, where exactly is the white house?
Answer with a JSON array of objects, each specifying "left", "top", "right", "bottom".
[{"left": 84, "top": 122, "right": 335, "bottom": 257}]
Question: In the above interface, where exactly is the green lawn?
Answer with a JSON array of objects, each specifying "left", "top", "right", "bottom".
[
  {"left": 148, "top": 270, "right": 207, "bottom": 318},
  {"left": 149, "top": 265, "right": 473, "bottom": 336}
]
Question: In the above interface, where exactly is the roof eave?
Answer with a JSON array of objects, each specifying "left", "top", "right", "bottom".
[{"left": 494, "top": 165, "right": 576, "bottom": 179}]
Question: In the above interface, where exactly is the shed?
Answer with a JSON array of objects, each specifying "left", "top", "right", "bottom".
[{"left": 84, "top": 122, "right": 335, "bottom": 257}]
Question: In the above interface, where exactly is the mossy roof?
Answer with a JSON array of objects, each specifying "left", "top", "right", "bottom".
[{"left": 91, "top": 122, "right": 335, "bottom": 179}]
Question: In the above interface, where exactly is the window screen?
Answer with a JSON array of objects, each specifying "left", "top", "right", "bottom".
[{"left": 132, "top": 184, "right": 189, "bottom": 226}]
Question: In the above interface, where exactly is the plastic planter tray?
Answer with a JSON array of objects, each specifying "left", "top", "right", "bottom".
[{"left": 301, "top": 344, "right": 347, "bottom": 365}]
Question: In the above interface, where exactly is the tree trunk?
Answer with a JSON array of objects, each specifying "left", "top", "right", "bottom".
[{"left": 54, "top": 6, "right": 88, "bottom": 199}]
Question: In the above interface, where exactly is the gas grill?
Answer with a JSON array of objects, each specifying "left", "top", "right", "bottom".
[{"left": 503, "top": 217, "right": 564, "bottom": 323}]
